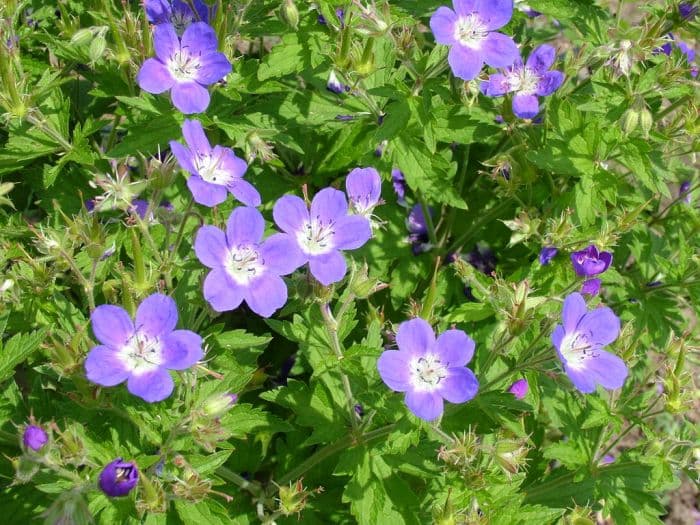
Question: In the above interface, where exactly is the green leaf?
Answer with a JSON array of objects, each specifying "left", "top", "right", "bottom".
[
  {"left": 0, "top": 330, "right": 46, "bottom": 382},
  {"left": 257, "top": 33, "right": 305, "bottom": 81}
]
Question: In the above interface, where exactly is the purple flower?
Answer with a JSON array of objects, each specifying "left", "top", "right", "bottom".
[
  {"left": 137, "top": 22, "right": 231, "bottom": 114},
  {"left": 507, "top": 378, "right": 528, "bottom": 399},
  {"left": 581, "top": 278, "right": 601, "bottom": 296},
  {"left": 570, "top": 245, "right": 613, "bottom": 277},
  {"left": 194, "top": 206, "right": 303, "bottom": 317},
  {"left": 679, "top": 2, "right": 698, "bottom": 19},
  {"left": 680, "top": 180, "right": 692, "bottom": 203},
  {"left": 601, "top": 454, "right": 615, "bottom": 465},
  {"left": 22, "top": 425, "right": 48, "bottom": 451},
  {"left": 327, "top": 70, "right": 348, "bottom": 94},
  {"left": 407, "top": 204, "right": 432, "bottom": 254},
  {"left": 377, "top": 318, "right": 479, "bottom": 421},
  {"left": 346, "top": 167, "right": 382, "bottom": 217},
  {"left": 85, "top": 294, "right": 203, "bottom": 402},
  {"left": 466, "top": 243, "right": 496, "bottom": 275},
  {"left": 99, "top": 458, "right": 139, "bottom": 497},
  {"left": 170, "top": 119, "right": 260, "bottom": 208},
  {"left": 481, "top": 44, "right": 565, "bottom": 119},
  {"left": 429, "top": 0, "right": 519, "bottom": 81},
  {"left": 539, "top": 246, "right": 558, "bottom": 265},
  {"left": 391, "top": 168, "right": 407, "bottom": 205},
  {"left": 273, "top": 188, "right": 372, "bottom": 286},
  {"left": 145, "top": 0, "right": 211, "bottom": 34},
  {"left": 552, "top": 293, "right": 627, "bottom": 393}
]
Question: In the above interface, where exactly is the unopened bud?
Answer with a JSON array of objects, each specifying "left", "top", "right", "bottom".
[
  {"left": 88, "top": 35, "right": 107, "bottom": 63},
  {"left": 280, "top": 0, "right": 299, "bottom": 30},
  {"left": 278, "top": 479, "right": 311, "bottom": 516},
  {"left": 70, "top": 28, "right": 94, "bottom": 46},
  {"left": 620, "top": 107, "right": 640, "bottom": 135},
  {"left": 203, "top": 393, "right": 238, "bottom": 418},
  {"left": 493, "top": 438, "right": 529, "bottom": 475},
  {"left": 639, "top": 108, "right": 653, "bottom": 137}
]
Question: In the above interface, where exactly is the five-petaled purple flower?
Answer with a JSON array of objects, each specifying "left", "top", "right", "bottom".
[
  {"left": 22, "top": 425, "right": 48, "bottom": 452},
  {"left": 99, "top": 458, "right": 139, "bottom": 497},
  {"left": 570, "top": 245, "right": 613, "bottom": 277},
  {"left": 552, "top": 292, "right": 627, "bottom": 393},
  {"left": 170, "top": 119, "right": 260, "bottom": 207},
  {"left": 377, "top": 318, "right": 479, "bottom": 421},
  {"left": 430, "top": 0, "right": 519, "bottom": 81},
  {"left": 145, "top": 0, "right": 211, "bottom": 35},
  {"left": 346, "top": 167, "right": 382, "bottom": 218},
  {"left": 273, "top": 188, "right": 372, "bottom": 286},
  {"left": 137, "top": 22, "right": 231, "bottom": 114},
  {"left": 481, "top": 44, "right": 565, "bottom": 119},
  {"left": 539, "top": 246, "right": 558, "bottom": 265},
  {"left": 194, "top": 206, "right": 303, "bottom": 317},
  {"left": 508, "top": 378, "right": 528, "bottom": 399},
  {"left": 85, "top": 294, "right": 203, "bottom": 402}
]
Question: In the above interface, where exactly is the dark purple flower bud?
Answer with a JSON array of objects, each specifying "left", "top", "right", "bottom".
[
  {"left": 494, "top": 114, "right": 505, "bottom": 124},
  {"left": 466, "top": 244, "right": 496, "bottom": 275},
  {"left": 407, "top": 204, "right": 432, "bottom": 254},
  {"left": 374, "top": 140, "right": 387, "bottom": 157},
  {"left": 336, "top": 8, "right": 345, "bottom": 28},
  {"left": 601, "top": 454, "right": 615, "bottom": 465},
  {"left": 581, "top": 278, "right": 601, "bottom": 296},
  {"left": 679, "top": 2, "right": 698, "bottom": 19},
  {"left": 22, "top": 425, "right": 48, "bottom": 451},
  {"left": 85, "top": 199, "right": 95, "bottom": 212},
  {"left": 679, "top": 180, "right": 692, "bottom": 203},
  {"left": 539, "top": 246, "right": 558, "bottom": 265},
  {"left": 508, "top": 379, "right": 528, "bottom": 399},
  {"left": 130, "top": 199, "right": 150, "bottom": 219},
  {"left": 327, "top": 70, "right": 346, "bottom": 94},
  {"left": 99, "top": 244, "right": 116, "bottom": 261},
  {"left": 377, "top": 113, "right": 385, "bottom": 125},
  {"left": 354, "top": 404, "right": 364, "bottom": 417},
  {"left": 317, "top": 13, "right": 327, "bottom": 24},
  {"left": 646, "top": 280, "right": 663, "bottom": 288},
  {"left": 570, "top": 245, "right": 613, "bottom": 277},
  {"left": 98, "top": 458, "right": 139, "bottom": 497},
  {"left": 391, "top": 169, "right": 407, "bottom": 205},
  {"left": 335, "top": 115, "right": 355, "bottom": 121}
]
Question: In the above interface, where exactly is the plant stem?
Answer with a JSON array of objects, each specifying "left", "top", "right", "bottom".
[
  {"left": 216, "top": 466, "right": 262, "bottom": 497},
  {"left": 417, "top": 191, "right": 438, "bottom": 247}
]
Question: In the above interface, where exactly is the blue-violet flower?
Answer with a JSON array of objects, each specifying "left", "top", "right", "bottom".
[
  {"left": 346, "top": 167, "right": 382, "bottom": 218},
  {"left": 144, "top": 0, "right": 211, "bottom": 34},
  {"left": 23, "top": 425, "right": 48, "bottom": 451},
  {"left": 99, "top": 458, "right": 139, "bottom": 497},
  {"left": 570, "top": 244, "right": 612, "bottom": 277}
]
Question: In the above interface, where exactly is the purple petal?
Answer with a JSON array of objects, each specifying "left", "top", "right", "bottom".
[
  {"left": 476, "top": 0, "right": 513, "bottom": 30},
  {"left": 512, "top": 93, "right": 540, "bottom": 119},
  {"left": 187, "top": 175, "right": 227, "bottom": 207},
  {"left": 435, "top": 329, "right": 475, "bottom": 366},
  {"left": 429, "top": 6, "right": 458, "bottom": 45},
  {"left": 448, "top": 45, "right": 483, "bottom": 80},
  {"left": 576, "top": 306, "right": 620, "bottom": 347},
  {"left": 581, "top": 278, "right": 601, "bottom": 296},
  {"left": 137, "top": 58, "right": 175, "bottom": 94},
  {"left": 145, "top": 0, "right": 169, "bottom": 24},
  {"left": 508, "top": 378, "right": 528, "bottom": 399},
  {"left": 169, "top": 141, "right": 196, "bottom": 174},
  {"left": 481, "top": 32, "right": 519, "bottom": 68},
  {"left": 259, "top": 233, "right": 306, "bottom": 275},
  {"left": 171, "top": 81, "right": 210, "bottom": 114},
  {"left": 135, "top": 294, "right": 178, "bottom": 337},
  {"left": 564, "top": 365, "right": 596, "bottom": 393},
  {"left": 332, "top": 215, "right": 372, "bottom": 251},
  {"left": 127, "top": 368, "right": 174, "bottom": 402},
  {"left": 377, "top": 350, "right": 413, "bottom": 392},
  {"left": 244, "top": 274, "right": 288, "bottom": 317},
  {"left": 551, "top": 325, "right": 565, "bottom": 351},
  {"left": 396, "top": 318, "right": 435, "bottom": 357},
  {"left": 91, "top": 305, "right": 134, "bottom": 347},
  {"left": 203, "top": 268, "right": 244, "bottom": 312},
  {"left": 562, "top": 293, "right": 587, "bottom": 333},
  {"left": 194, "top": 225, "right": 228, "bottom": 268},
  {"left": 309, "top": 251, "right": 347, "bottom": 286},
  {"left": 405, "top": 390, "right": 443, "bottom": 421},
  {"left": 182, "top": 119, "right": 211, "bottom": 155},
  {"left": 226, "top": 206, "right": 264, "bottom": 246},
  {"left": 438, "top": 367, "right": 479, "bottom": 403},
  {"left": 599, "top": 251, "right": 613, "bottom": 271},
  {"left": 85, "top": 346, "right": 130, "bottom": 386},
  {"left": 273, "top": 195, "right": 309, "bottom": 235},
  {"left": 453, "top": 0, "right": 478, "bottom": 16},
  {"left": 195, "top": 52, "right": 231, "bottom": 84},
  {"left": 481, "top": 73, "right": 509, "bottom": 96},
  {"left": 346, "top": 167, "right": 381, "bottom": 207},
  {"left": 526, "top": 44, "right": 556, "bottom": 72},
  {"left": 181, "top": 21, "right": 218, "bottom": 56},
  {"left": 536, "top": 70, "right": 565, "bottom": 96},
  {"left": 310, "top": 188, "right": 348, "bottom": 223},
  {"left": 580, "top": 350, "right": 628, "bottom": 390},
  {"left": 229, "top": 179, "right": 261, "bottom": 207},
  {"left": 160, "top": 330, "right": 203, "bottom": 370},
  {"left": 217, "top": 147, "right": 247, "bottom": 179},
  {"left": 153, "top": 23, "right": 179, "bottom": 62}
]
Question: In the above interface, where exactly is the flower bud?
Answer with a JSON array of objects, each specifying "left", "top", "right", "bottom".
[
  {"left": 639, "top": 107, "right": 653, "bottom": 137},
  {"left": 620, "top": 107, "right": 640, "bottom": 135},
  {"left": 280, "top": 0, "right": 299, "bottom": 30},
  {"left": 507, "top": 379, "right": 528, "bottom": 400},
  {"left": 99, "top": 458, "right": 139, "bottom": 497},
  {"left": 277, "top": 479, "right": 311, "bottom": 517},
  {"left": 22, "top": 424, "right": 48, "bottom": 452},
  {"left": 493, "top": 437, "right": 529, "bottom": 475},
  {"left": 203, "top": 393, "right": 238, "bottom": 418}
]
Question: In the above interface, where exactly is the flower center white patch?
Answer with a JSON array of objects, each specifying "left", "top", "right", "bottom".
[
  {"left": 195, "top": 152, "right": 233, "bottom": 186},
  {"left": 297, "top": 219, "right": 335, "bottom": 256},
  {"left": 560, "top": 331, "right": 598, "bottom": 369},
  {"left": 119, "top": 331, "right": 163, "bottom": 375},
  {"left": 350, "top": 194, "right": 377, "bottom": 217},
  {"left": 167, "top": 49, "right": 201, "bottom": 82},
  {"left": 505, "top": 67, "right": 540, "bottom": 95},
  {"left": 410, "top": 354, "right": 447, "bottom": 391},
  {"left": 453, "top": 15, "right": 488, "bottom": 48},
  {"left": 225, "top": 245, "right": 264, "bottom": 285}
]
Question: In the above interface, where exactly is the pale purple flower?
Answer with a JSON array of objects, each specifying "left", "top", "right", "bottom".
[
  {"left": 327, "top": 70, "right": 348, "bottom": 94},
  {"left": 137, "top": 22, "right": 231, "bottom": 114},
  {"left": 99, "top": 458, "right": 139, "bottom": 497},
  {"left": 539, "top": 246, "right": 558, "bottom": 265},
  {"left": 194, "top": 206, "right": 303, "bottom": 317},
  {"left": 429, "top": 0, "right": 519, "bottom": 81},
  {"left": 552, "top": 293, "right": 627, "bottom": 393},
  {"left": 346, "top": 167, "right": 381, "bottom": 218},
  {"left": 481, "top": 44, "right": 565, "bottom": 119},
  {"left": 508, "top": 378, "right": 528, "bottom": 399},
  {"left": 581, "top": 278, "right": 601, "bottom": 296},
  {"left": 145, "top": 0, "right": 211, "bottom": 35},
  {"left": 22, "top": 425, "right": 48, "bottom": 451},
  {"left": 85, "top": 294, "right": 203, "bottom": 402},
  {"left": 273, "top": 188, "right": 372, "bottom": 286},
  {"left": 570, "top": 245, "right": 613, "bottom": 277},
  {"left": 601, "top": 454, "right": 615, "bottom": 465},
  {"left": 170, "top": 119, "right": 260, "bottom": 207},
  {"left": 377, "top": 318, "right": 479, "bottom": 421}
]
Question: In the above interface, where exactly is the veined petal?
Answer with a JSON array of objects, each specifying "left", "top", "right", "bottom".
[
  {"left": 160, "top": 330, "right": 203, "bottom": 370},
  {"left": 85, "top": 346, "right": 130, "bottom": 386},
  {"left": 226, "top": 206, "right": 264, "bottom": 246},
  {"left": 259, "top": 233, "right": 306, "bottom": 275},
  {"left": 438, "top": 367, "right": 479, "bottom": 403},
  {"left": 332, "top": 215, "right": 372, "bottom": 251},
  {"left": 194, "top": 225, "right": 228, "bottom": 268},
  {"left": 229, "top": 179, "right": 261, "bottom": 207},
  {"left": 481, "top": 73, "right": 510, "bottom": 96},
  {"left": 436, "top": 329, "right": 475, "bottom": 366},
  {"left": 429, "top": 6, "right": 458, "bottom": 45},
  {"left": 181, "top": 21, "right": 218, "bottom": 56},
  {"left": 405, "top": 390, "right": 443, "bottom": 421},
  {"left": 562, "top": 293, "right": 587, "bottom": 333},
  {"left": 512, "top": 93, "right": 540, "bottom": 119},
  {"left": 377, "top": 350, "right": 412, "bottom": 392},
  {"left": 244, "top": 274, "right": 288, "bottom": 317},
  {"left": 195, "top": 52, "right": 231, "bottom": 84},
  {"left": 551, "top": 324, "right": 565, "bottom": 351},
  {"left": 137, "top": 58, "right": 175, "bottom": 94},
  {"left": 309, "top": 251, "right": 347, "bottom": 286},
  {"left": 91, "top": 305, "right": 134, "bottom": 347},
  {"left": 135, "top": 294, "right": 178, "bottom": 337},
  {"left": 182, "top": 119, "right": 211, "bottom": 156},
  {"left": 453, "top": 0, "right": 478, "bottom": 16},
  {"left": 581, "top": 349, "right": 628, "bottom": 390},
  {"left": 576, "top": 306, "right": 620, "bottom": 347},
  {"left": 448, "top": 45, "right": 483, "bottom": 81},
  {"left": 310, "top": 188, "right": 348, "bottom": 223},
  {"left": 481, "top": 32, "right": 519, "bottom": 68},
  {"left": 127, "top": 368, "right": 174, "bottom": 402},
  {"left": 346, "top": 167, "right": 381, "bottom": 207},
  {"left": 476, "top": 0, "right": 513, "bottom": 30},
  {"left": 536, "top": 70, "right": 565, "bottom": 96},
  {"left": 273, "top": 195, "right": 309, "bottom": 234},
  {"left": 526, "top": 44, "right": 556, "bottom": 72},
  {"left": 169, "top": 141, "right": 196, "bottom": 174},
  {"left": 203, "top": 268, "right": 244, "bottom": 312},
  {"left": 153, "top": 23, "right": 179, "bottom": 62},
  {"left": 187, "top": 174, "right": 227, "bottom": 206},
  {"left": 396, "top": 318, "right": 435, "bottom": 357},
  {"left": 171, "top": 81, "right": 210, "bottom": 114}
]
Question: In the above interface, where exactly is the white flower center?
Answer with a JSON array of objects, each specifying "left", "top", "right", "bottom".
[
  {"left": 297, "top": 219, "right": 335, "bottom": 256},
  {"left": 410, "top": 354, "right": 447, "bottom": 391},
  {"left": 119, "top": 331, "right": 163, "bottom": 375},
  {"left": 225, "top": 245, "right": 264, "bottom": 285},
  {"left": 195, "top": 152, "right": 232, "bottom": 186},
  {"left": 560, "top": 331, "right": 598, "bottom": 369},
  {"left": 505, "top": 67, "right": 540, "bottom": 94},
  {"left": 453, "top": 15, "right": 488, "bottom": 48},
  {"left": 167, "top": 50, "right": 201, "bottom": 82}
]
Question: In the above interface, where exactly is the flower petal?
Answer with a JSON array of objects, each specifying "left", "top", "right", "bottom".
[
  {"left": 244, "top": 274, "right": 288, "bottom": 317},
  {"left": 170, "top": 141, "right": 196, "bottom": 174},
  {"left": 481, "top": 73, "right": 510, "bottom": 96},
  {"left": 181, "top": 21, "right": 218, "bottom": 56},
  {"left": 160, "top": 330, "right": 203, "bottom": 370},
  {"left": 564, "top": 365, "right": 596, "bottom": 393},
  {"left": 405, "top": 390, "right": 443, "bottom": 421},
  {"left": 309, "top": 251, "right": 347, "bottom": 286},
  {"left": 536, "top": 70, "right": 565, "bottom": 96},
  {"left": 332, "top": 215, "right": 372, "bottom": 251},
  {"left": 218, "top": 147, "right": 248, "bottom": 179},
  {"left": 582, "top": 349, "right": 628, "bottom": 390},
  {"left": 439, "top": 367, "right": 479, "bottom": 403},
  {"left": 526, "top": 44, "right": 556, "bottom": 72},
  {"left": 137, "top": 58, "right": 174, "bottom": 94},
  {"left": 127, "top": 368, "right": 174, "bottom": 402},
  {"left": 226, "top": 206, "right": 264, "bottom": 246},
  {"left": 562, "top": 293, "right": 587, "bottom": 333},
  {"left": 310, "top": 188, "right": 348, "bottom": 223},
  {"left": 453, "top": 0, "right": 478, "bottom": 16},
  {"left": 436, "top": 329, "right": 475, "bottom": 366},
  {"left": 512, "top": 93, "right": 540, "bottom": 119},
  {"left": 91, "top": 305, "right": 134, "bottom": 347},
  {"left": 448, "top": 45, "right": 483, "bottom": 80},
  {"left": 429, "top": 6, "right": 458, "bottom": 45},
  {"left": 195, "top": 52, "right": 231, "bottom": 84},
  {"left": 187, "top": 174, "right": 227, "bottom": 206},
  {"left": 182, "top": 119, "right": 211, "bottom": 155},
  {"left": 476, "top": 0, "right": 513, "bottom": 30},
  {"left": 576, "top": 306, "right": 620, "bottom": 347},
  {"left": 135, "top": 293, "right": 178, "bottom": 337},
  {"left": 396, "top": 318, "right": 435, "bottom": 357},
  {"left": 203, "top": 268, "right": 244, "bottom": 312},
  {"left": 85, "top": 346, "right": 130, "bottom": 386},
  {"left": 273, "top": 195, "right": 309, "bottom": 234},
  {"left": 171, "top": 81, "right": 210, "bottom": 114},
  {"left": 377, "top": 350, "right": 412, "bottom": 392},
  {"left": 551, "top": 324, "right": 565, "bottom": 351},
  {"left": 153, "top": 23, "right": 179, "bottom": 62},
  {"left": 229, "top": 179, "right": 261, "bottom": 207},
  {"left": 481, "top": 32, "right": 519, "bottom": 68},
  {"left": 346, "top": 167, "right": 381, "bottom": 207},
  {"left": 260, "top": 233, "right": 306, "bottom": 275},
  {"left": 194, "top": 225, "right": 228, "bottom": 268}
]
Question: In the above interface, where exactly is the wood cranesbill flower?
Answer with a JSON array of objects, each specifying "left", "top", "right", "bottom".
[
  {"left": 144, "top": 0, "right": 211, "bottom": 35},
  {"left": 481, "top": 44, "right": 564, "bottom": 119},
  {"left": 507, "top": 378, "right": 528, "bottom": 399},
  {"left": 170, "top": 119, "right": 260, "bottom": 207},
  {"left": 346, "top": 167, "right": 382, "bottom": 218},
  {"left": 570, "top": 244, "right": 612, "bottom": 277},
  {"left": 85, "top": 294, "right": 203, "bottom": 402},
  {"left": 539, "top": 246, "right": 558, "bottom": 265},
  {"left": 429, "top": 0, "right": 519, "bottom": 81},
  {"left": 22, "top": 425, "right": 48, "bottom": 451},
  {"left": 377, "top": 318, "right": 479, "bottom": 421},
  {"left": 98, "top": 458, "right": 139, "bottom": 497},
  {"left": 137, "top": 22, "right": 231, "bottom": 114},
  {"left": 552, "top": 293, "right": 628, "bottom": 393},
  {"left": 194, "top": 206, "right": 303, "bottom": 317},
  {"left": 273, "top": 188, "right": 372, "bottom": 286}
]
